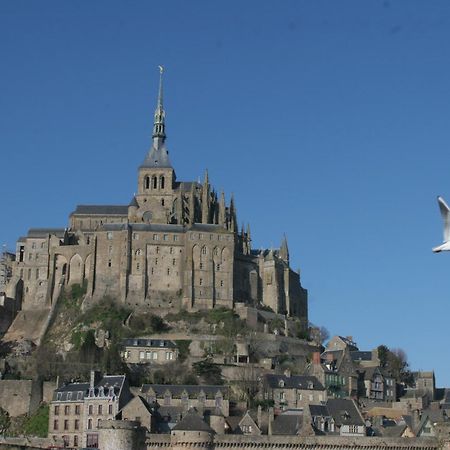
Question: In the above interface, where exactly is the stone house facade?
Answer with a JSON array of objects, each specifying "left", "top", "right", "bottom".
[
  {"left": 4, "top": 71, "right": 308, "bottom": 335},
  {"left": 262, "top": 373, "right": 326, "bottom": 410},
  {"left": 121, "top": 338, "right": 178, "bottom": 364},
  {"left": 48, "top": 371, "right": 132, "bottom": 448},
  {"left": 140, "top": 384, "right": 229, "bottom": 417}
]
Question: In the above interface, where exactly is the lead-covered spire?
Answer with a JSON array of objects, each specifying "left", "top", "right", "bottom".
[
  {"left": 141, "top": 66, "right": 172, "bottom": 169},
  {"left": 152, "top": 65, "right": 166, "bottom": 144}
]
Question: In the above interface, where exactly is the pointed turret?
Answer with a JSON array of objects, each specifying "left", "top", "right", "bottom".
[
  {"left": 189, "top": 183, "right": 196, "bottom": 224},
  {"left": 219, "top": 191, "right": 226, "bottom": 227},
  {"left": 229, "top": 194, "right": 237, "bottom": 232},
  {"left": 202, "top": 169, "right": 210, "bottom": 223},
  {"left": 280, "top": 234, "right": 289, "bottom": 263}
]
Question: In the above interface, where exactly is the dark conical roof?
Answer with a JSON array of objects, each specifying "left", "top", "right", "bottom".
[
  {"left": 172, "top": 409, "right": 214, "bottom": 433},
  {"left": 140, "top": 143, "right": 172, "bottom": 169}
]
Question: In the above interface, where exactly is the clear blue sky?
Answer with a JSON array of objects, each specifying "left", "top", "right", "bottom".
[{"left": 2, "top": 1, "right": 450, "bottom": 386}]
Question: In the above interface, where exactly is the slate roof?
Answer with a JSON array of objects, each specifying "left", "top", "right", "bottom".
[
  {"left": 265, "top": 374, "right": 324, "bottom": 391},
  {"left": 140, "top": 143, "right": 173, "bottom": 169},
  {"left": 27, "top": 228, "right": 66, "bottom": 238},
  {"left": 309, "top": 405, "right": 331, "bottom": 417},
  {"left": 71, "top": 205, "right": 129, "bottom": 216},
  {"left": 171, "top": 409, "right": 214, "bottom": 432},
  {"left": 381, "top": 424, "right": 408, "bottom": 437},
  {"left": 52, "top": 374, "right": 126, "bottom": 402},
  {"left": 175, "top": 181, "right": 201, "bottom": 192},
  {"left": 351, "top": 351, "right": 373, "bottom": 362},
  {"left": 326, "top": 399, "right": 365, "bottom": 427},
  {"left": 272, "top": 414, "right": 302, "bottom": 435},
  {"left": 141, "top": 384, "right": 228, "bottom": 399},
  {"left": 122, "top": 338, "right": 177, "bottom": 349}
]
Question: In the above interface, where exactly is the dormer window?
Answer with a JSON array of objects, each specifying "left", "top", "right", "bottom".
[{"left": 278, "top": 380, "right": 285, "bottom": 388}]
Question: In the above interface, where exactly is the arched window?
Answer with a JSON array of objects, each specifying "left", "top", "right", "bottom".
[
  {"left": 145, "top": 176, "right": 150, "bottom": 189},
  {"left": 160, "top": 175, "right": 165, "bottom": 189},
  {"left": 152, "top": 176, "right": 157, "bottom": 189},
  {"left": 202, "top": 246, "right": 207, "bottom": 255}
]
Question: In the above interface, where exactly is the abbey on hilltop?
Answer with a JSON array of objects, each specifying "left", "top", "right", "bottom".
[{"left": 5, "top": 70, "right": 308, "bottom": 328}]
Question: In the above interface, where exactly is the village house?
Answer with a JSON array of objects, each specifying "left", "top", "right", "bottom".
[
  {"left": 48, "top": 371, "right": 132, "bottom": 448},
  {"left": 262, "top": 372, "right": 326, "bottom": 410},
  {"left": 121, "top": 338, "right": 178, "bottom": 364}
]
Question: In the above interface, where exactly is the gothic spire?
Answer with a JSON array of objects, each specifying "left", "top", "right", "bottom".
[
  {"left": 280, "top": 234, "right": 289, "bottom": 263},
  {"left": 152, "top": 65, "right": 166, "bottom": 145}
]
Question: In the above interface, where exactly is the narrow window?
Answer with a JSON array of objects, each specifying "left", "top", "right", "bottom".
[
  {"left": 88, "top": 418, "right": 92, "bottom": 429},
  {"left": 160, "top": 176, "right": 165, "bottom": 189},
  {"left": 145, "top": 176, "right": 150, "bottom": 189},
  {"left": 88, "top": 405, "right": 93, "bottom": 415},
  {"left": 74, "top": 435, "right": 78, "bottom": 446},
  {"left": 98, "top": 405, "right": 102, "bottom": 415},
  {"left": 161, "top": 199, "right": 165, "bottom": 206},
  {"left": 74, "top": 419, "right": 79, "bottom": 430},
  {"left": 167, "top": 268, "right": 170, "bottom": 275},
  {"left": 54, "top": 420, "right": 58, "bottom": 430},
  {"left": 152, "top": 176, "right": 157, "bottom": 189},
  {"left": 108, "top": 259, "right": 112, "bottom": 268},
  {"left": 172, "top": 259, "right": 176, "bottom": 266},
  {"left": 64, "top": 420, "right": 69, "bottom": 430},
  {"left": 64, "top": 405, "right": 70, "bottom": 415},
  {"left": 202, "top": 246, "right": 207, "bottom": 255},
  {"left": 108, "top": 404, "right": 113, "bottom": 415},
  {"left": 199, "top": 278, "right": 203, "bottom": 286}
]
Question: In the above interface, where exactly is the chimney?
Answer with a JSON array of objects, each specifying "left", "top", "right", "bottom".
[
  {"left": 268, "top": 407, "right": 274, "bottom": 436},
  {"left": 312, "top": 352, "right": 321, "bottom": 365},
  {"left": 257, "top": 405, "right": 262, "bottom": 428},
  {"left": 90, "top": 370, "right": 102, "bottom": 389}
]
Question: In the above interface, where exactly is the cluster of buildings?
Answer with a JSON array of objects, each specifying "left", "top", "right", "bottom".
[{"left": 45, "top": 359, "right": 450, "bottom": 449}]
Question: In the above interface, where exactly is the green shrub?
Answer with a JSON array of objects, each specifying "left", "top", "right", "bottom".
[
  {"left": 175, "top": 340, "right": 191, "bottom": 362},
  {"left": 22, "top": 404, "right": 49, "bottom": 437}
]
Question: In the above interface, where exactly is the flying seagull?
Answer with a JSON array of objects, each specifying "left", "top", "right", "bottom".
[{"left": 432, "top": 196, "right": 450, "bottom": 252}]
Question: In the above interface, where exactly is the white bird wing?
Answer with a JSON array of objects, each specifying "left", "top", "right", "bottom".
[{"left": 438, "top": 196, "right": 450, "bottom": 242}]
